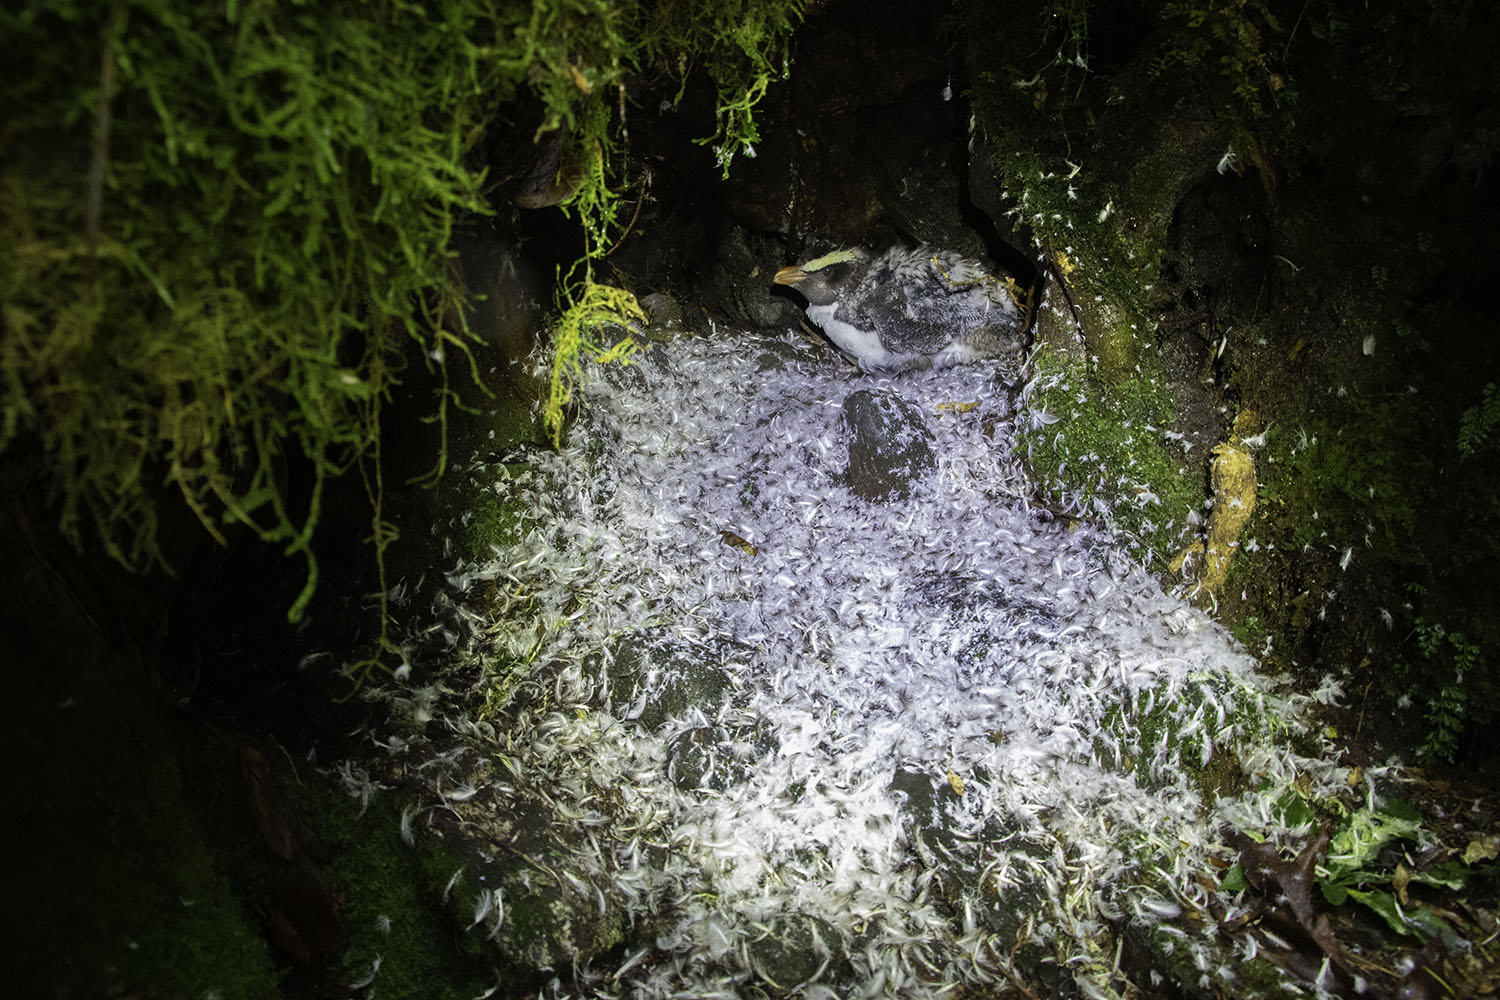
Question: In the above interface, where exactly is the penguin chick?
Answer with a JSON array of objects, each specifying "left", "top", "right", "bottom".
[{"left": 774, "top": 245, "right": 1027, "bottom": 372}]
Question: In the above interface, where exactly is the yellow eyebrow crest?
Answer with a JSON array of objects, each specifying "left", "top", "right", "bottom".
[{"left": 800, "top": 248, "right": 860, "bottom": 272}]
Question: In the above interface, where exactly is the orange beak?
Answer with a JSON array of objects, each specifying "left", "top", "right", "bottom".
[{"left": 773, "top": 265, "right": 807, "bottom": 286}]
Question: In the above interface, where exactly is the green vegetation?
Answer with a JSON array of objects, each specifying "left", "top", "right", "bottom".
[
  {"left": 180, "top": 732, "right": 506, "bottom": 999},
  {"left": 952, "top": 0, "right": 1498, "bottom": 768},
  {"left": 9, "top": 643, "right": 278, "bottom": 998},
  {"left": 644, "top": 0, "right": 805, "bottom": 175},
  {"left": 1318, "top": 804, "right": 1477, "bottom": 951},
  {"left": 1094, "top": 671, "right": 1277, "bottom": 799},
  {"left": 962, "top": 106, "right": 1163, "bottom": 383},
  {"left": 0, "top": 1, "right": 802, "bottom": 664},
  {"left": 2, "top": 1, "right": 499, "bottom": 631},
  {"left": 1399, "top": 603, "right": 1482, "bottom": 764},
  {"left": 316, "top": 785, "right": 501, "bottom": 997},
  {"left": 1228, "top": 373, "right": 1494, "bottom": 748},
  {"left": 1150, "top": 0, "right": 1291, "bottom": 126},
  {"left": 544, "top": 269, "right": 643, "bottom": 446},
  {"left": 1018, "top": 346, "right": 1201, "bottom": 566},
  {"left": 1458, "top": 381, "right": 1498, "bottom": 459},
  {"left": 1223, "top": 788, "right": 1485, "bottom": 955},
  {"left": 535, "top": 0, "right": 806, "bottom": 442},
  {"left": 1254, "top": 408, "right": 1424, "bottom": 564},
  {"left": 955, "top": 0, "right": 1286, "bottom": 372}
]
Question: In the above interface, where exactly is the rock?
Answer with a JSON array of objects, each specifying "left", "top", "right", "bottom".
[
  {"left": 605, "top": 627, "right": 753, "bottom": 730},
  {"left": 706, "top": 226, "right": 805, "bottom": 329},
  {"left": 433, "top": 814, "right": 625, "bottom": 976},
  {"left": 666, "top": 726, "right": 741, "bottom": 790},
  {"left": 513, "top": 128, "right": 585, "bottom": 209},
  {"left": 638, "top": 291, "right": 684, "bottom": 334},
  {"left": 841, "top": 388, "right": 938, "bottom": 501},
  {"left": 1199, "top": 431, "right": 1258, "bottom": 596},
  {"left": 438, "top": 839, "right": 624, "bottom": 977},
  {"left": 1040, "top": 251, "right": 1146, "bottom": 380},
  {"left": 889, "top": 767, "right": 944, "bottom": 833},
  {"left": 665, "top": 723, "right": 770, "bottom": 791},
  {"left": 754, "top": 333, "right": 824, "bottom": 372},
  {"left": 489, "top": 858, "right": 624, "bottom": 972},
  {"left": 745, "top": 913, "right": 839, "bottom": 993}
]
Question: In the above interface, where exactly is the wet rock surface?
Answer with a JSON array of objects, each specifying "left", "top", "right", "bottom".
[
  {"left": 746, "top": 913, "right": 840, "bottom": 993},
  {"left": 429, "top": 812, "right": 626, "bottom": 978},
  {"left": 841, "top": 387, "right": 938, "bottom": 501},
  {"left": 605, "top": 627, "right": 753, "bottom": 730}
]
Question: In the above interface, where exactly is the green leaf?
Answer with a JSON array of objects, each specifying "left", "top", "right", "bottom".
[
  {"left": 1273, "top": 787, "right": 1317, "bottom": 829},
  {"left": 1345, "top": 888, "right": 1454, "bottom": 941},
  {"left": 1324, "top": 800, "right": 1422, "bottom": 880},
  {"left": 1410, "top": 860, "right": 1468, "bottom": 891},
  {"left": 1379, "top": 798, "right": 1423, "bottom": 824},
  {"left": 1319, "top": 879, "right": 1349, "bottom": 906}
]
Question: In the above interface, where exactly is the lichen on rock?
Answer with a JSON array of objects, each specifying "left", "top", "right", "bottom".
[{"left": 1200, "top": 439, "right": 1258, "bottom": 596}]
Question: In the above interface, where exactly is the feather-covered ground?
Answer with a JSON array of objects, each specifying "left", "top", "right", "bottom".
[{"left": 359, "top": 329, "right": 1359, "bottom": 998}]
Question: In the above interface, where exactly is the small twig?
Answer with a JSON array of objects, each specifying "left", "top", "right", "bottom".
[
  {"left": 1282, "top": 0, "right": 1312, "bottom": 66},
  {"left": 1002, "top": 935, "right": 1043, "bottom": 1000},
  {"left": 87, "top": 6, "right": 125, "bottom": 258},
  {"left": 601, "top": 168, "right": 651, "bottom": 258}
]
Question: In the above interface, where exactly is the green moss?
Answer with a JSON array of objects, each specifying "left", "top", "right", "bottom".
[
  {"left": 1095, "top": 671, "right": 1274, "bottom": 800},
  {"left": 640, "top": 0, "right": 804, "bottom": 175},
  {"left": 534, "top": 1, "right": 806, "bottom": 446},
  {"left": 957, "top": 2, "right": 1243, "bottom": 380},
  {"left": 1138, "top": 921, "right": 1303, "bottom": 1000},
  {"left": 179, "top": 730, "right": 537, "bottom": 997},
  {"left": 545, "top": 274, "right": 642, "bottom": 447},
  {"left": 1, "top": 2, "right": 504, "bottom": 626},
  {"left": 0, "top": 0, "right": 803, "bottom": 662},
  {"left": 458, "top": 472, "right": 533, "bottom": 560},
  {"left": 6, "top": 650, "right": 277, "bottom": 999},
  {"left": 384, "top": 453, "right": 535, "bottom": 588},
  {"left": 1018, "top": 346, "right": 1202, "bottom": 566},
  {"left": 1216, "top": 381, "right": 1457, "bottom": 683},
  {"left": 1253, "top": 407, "right": 1425, "bottom": 566},
  {"left": 293, "top": 774, "right": 500, "bottom": 997},
  {"left": 1229, "top": 612, "right": 1269, "bottom": 656},
  {"left": 962, "top": 121, "right": 1161, "bottom": 382}
]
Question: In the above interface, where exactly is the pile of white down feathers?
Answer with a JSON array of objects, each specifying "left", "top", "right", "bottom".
[{"left": 358, "top": 329, "right": 1360, "bottom": 999}]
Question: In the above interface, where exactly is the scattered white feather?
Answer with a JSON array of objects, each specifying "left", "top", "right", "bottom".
[{"left": 347, "top": 956, "right": 381, "bottom": 990}]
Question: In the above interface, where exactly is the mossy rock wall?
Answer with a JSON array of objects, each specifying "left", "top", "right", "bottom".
[
  {"left": 946, "top": 0, "right": 1499, "bottom": 764},
  {"left": 0, "top": 493, "right": 279, "bottom": 997}
]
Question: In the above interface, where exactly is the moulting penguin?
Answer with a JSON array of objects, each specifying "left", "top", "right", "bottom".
[{"left": 773, "top": 245, "right": 1029, "bottom": 372}]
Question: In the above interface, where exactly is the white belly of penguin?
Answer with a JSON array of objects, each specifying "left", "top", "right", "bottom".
[{"left": 808, "top": 304, "right": 894, "bottom": 368}]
